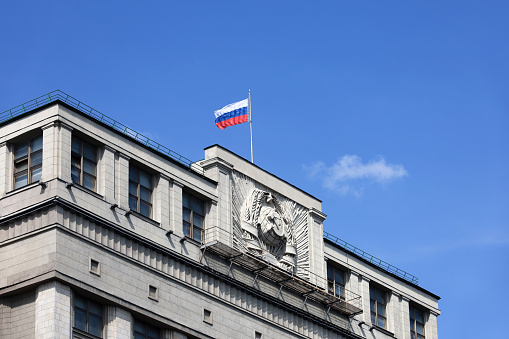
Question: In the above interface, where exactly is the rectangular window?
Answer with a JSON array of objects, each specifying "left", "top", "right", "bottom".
[
  {"left": 327, "top": 264, "right": 346, "bottom": 299},
  {"left": 134, "top": 319, "right": 159, "bottom": 339},
  {"left": 71, "top": 136, "right": 97, "bottom": 191},
  {"left": 13, "top": 135, "right": 42, "bottom": 189},
  {"left": 129, "top": 165, "right": 153, "bottom": 218},
  {"left": 370, "top": 285, "right": 387, "bottom": 329},
  {"left": 74, "top": 295, "right": 103, "bottom": 338},
  {"left": 410, "top": 305, "right": 426, "bottom": 339},
  {"left": 182, "top": 192, "right": 204, "bottom": 243}
]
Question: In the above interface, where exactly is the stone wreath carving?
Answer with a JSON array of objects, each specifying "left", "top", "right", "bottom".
[{"left": 240, "top": 189, "right": 297, "bottom": 271}]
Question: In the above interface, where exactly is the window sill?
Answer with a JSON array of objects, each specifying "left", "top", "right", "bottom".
[
  {"left": 127, "top": 209, "right": 160, "bottom": 227},
  {"left": 370, "top": 325, "right": 394, "bottom": 337},
  {"left": 181, "top": 235, "right": 203, "bottom": 246},
  {"left": 6, "top": 181, "right": 42, "bottom": 196},
  {"left": 68, "top": 182, "right": 104, "bottom": 199},
  {"left": 72, "top": 328, "right": 102, "bottom": 339}
]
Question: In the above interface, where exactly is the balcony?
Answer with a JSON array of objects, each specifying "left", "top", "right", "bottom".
[{"left": 201, "top": 227, "right": 363, "bottom": 316}]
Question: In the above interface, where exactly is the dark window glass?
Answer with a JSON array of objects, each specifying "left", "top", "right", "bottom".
[
  {"left": 129, "top": 165, "right": 152, "bottom": 218},
  {"left": 370, "top": 285, "right": 387, "bottom": 329},
  {"left": 13, "top": 135, "right": 43, "bottom": 189},
  {"left": 327, "top": 264, "right": 345, "bottom": 299},
  {"left": 73, "top": 295, "right": 103, "bottom": 337},
  {"left": 182, "top": 192, "right": 205, "bottom": 243},
  {"left": 410, "top": 305, "right": 426, "bottom": 339},
  {"left": 134, "top": 319, "right": 159, "bottom": 339},
  {"left": 71, "top": 136, "right": 97, "bottom": 191}
]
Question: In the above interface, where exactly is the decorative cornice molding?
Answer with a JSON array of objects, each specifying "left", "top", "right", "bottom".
[
  {"left": 309, "top": 208, "right": 327, "bottom": 222},
  {"left": 118, "top": 152, "right": 130, "bottom": 161},
  {"left": 59, "top": 122, "right": 73, "bottom": 132},
  {"left": 41, "top": 121, "right": 58, "bottom": 130},
  {"left": 200, "top": 157, "right": 234, "bottom": 172},
  {"left": 103, "top": 144, "right": 116, "bottom": 153}
]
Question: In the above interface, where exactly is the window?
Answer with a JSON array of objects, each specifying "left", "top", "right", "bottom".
[
  {"left": 327, "top": 264, "right": 346, "bottom": 299},
  {"left": 410, "top": 305, "right": 425, "bottom": 339},
  {"left": 134, "top": 319, "right": 159, "bottom": 339},
  {"left": 129, "top": 165, "right": 152, "bottom": 218},
  {"left": 89, "top": 258, "right": 100, "bottom": 276},
  {"left": 370, "top": 285, "right": 387, "bottom": 329},
  {"left": 203, "top": 308, "right": 212, "bottom": 325},
  {"left": 74, "top": 295, "right": 103, "bottom": 337},
  {"left": 13, "top": 135, "right": 42, "bottom": 189},
  {"left": 71, "top": 136, "right": 97, "bottom": 191},
  {"left": 148, "top": 285, "right": 158, "bottom": 300},
  {"left": 255, "top": 331, "right": 263, "bottom": 339},
  {"left": 183, "top": 192, "right": 204, "bottom": 243}
]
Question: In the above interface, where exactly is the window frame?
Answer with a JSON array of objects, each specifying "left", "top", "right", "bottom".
[
  {"left": 129, "top": 165, "right": 153, "bottom": 218},
  {"left": 13, "top": 134, "right": 43, "bottom": 189},
  {"left": 327, "top": 263, "right": 346, "bottom": 300},
  {"left": 182, "top": 191, "right": 205, "bottom": 243},
  {"left": 133, "top": 319, "right": 159, "bottom": 339},
  {"left": 71, "top": 135, "right": 98, "bottom": 191},
  {"left": 409, "top": 304, "right": 426, "bottom": 339},
  {"left": 369, "top": 285, "right": 388, "bottom": 329},
  {"left": 73, "top": 294, "right": 103, "bottom": 338}
]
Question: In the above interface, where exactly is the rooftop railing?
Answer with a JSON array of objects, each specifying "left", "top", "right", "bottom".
[
  {"left": 323, "top": 231, "right": 418, "bottom": 285},
  {"left": 0, "top": 90, "right": 205, "bottom": 175}
]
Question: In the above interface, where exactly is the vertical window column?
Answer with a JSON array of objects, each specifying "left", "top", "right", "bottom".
[
  {"left": 13, "top": 135, "right": 42, "bottom": 188},
  {"left": 370, "top": 285, "right": 388, "bottom": 329},
  {"left": 410, "top": 305, "right": 426, "bottom": 339},
  {"left": 129, "top": 165, "right": 153, "bottom": 218},
  {"left": 182, "top": 192, "right": 204, "bottom": 243},
  {"left": 71, "top": 136, "right": 97, "bottom": 191},
  {"left": 327, "top": 264, "right": 346, "bottom": 299},
  {"left": 74, "top": 294, "right": 103, "bottom": 337}
]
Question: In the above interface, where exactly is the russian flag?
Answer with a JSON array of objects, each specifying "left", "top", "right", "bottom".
[{"left": 214, "top": 99, "right": 249, "bottom": 129}]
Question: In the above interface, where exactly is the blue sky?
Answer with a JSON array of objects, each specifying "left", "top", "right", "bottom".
[{"left": 1, "top": 1, "right": 508, "bottom": 337}]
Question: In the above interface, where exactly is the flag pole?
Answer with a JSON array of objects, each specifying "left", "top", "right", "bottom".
[{"left": 249, "top": 90, "right": 253, "bottom": 163}]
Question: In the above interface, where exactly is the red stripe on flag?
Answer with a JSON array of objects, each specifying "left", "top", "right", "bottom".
[{"left": 215, "top": 114, "right": 249, "bottom": 129}]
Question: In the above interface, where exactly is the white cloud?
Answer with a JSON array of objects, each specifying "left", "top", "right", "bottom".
[{"left": 304, "top": 155, "right": 408, "bottom": 195}]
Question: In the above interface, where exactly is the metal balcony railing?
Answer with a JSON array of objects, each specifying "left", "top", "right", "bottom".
[
  {"left": 323, "top": 231, "right": 418, "bottom": 285},
  {"left": 201, "top": 227, "right": 363, "bottom": 316},
  {"left": 0, "top": 90, "right": 204, "bottom": 176}
]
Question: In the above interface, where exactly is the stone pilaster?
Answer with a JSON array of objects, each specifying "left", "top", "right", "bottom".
[
  {"left": 360, "top": 275, "right": 371, "bottom": 324},
  {"left": 116, "top": 152, "right": 130, "bottom": 210},
  {"left": 155, "top": 174, "right": 171, "bottom": 225},
  {"left": 201, "top": 157, "right": 233, "bottom": 236},
  {"left": 106, "top": 306, "right": 132, "bottom": 339},
  {"left": 59, "top": 122, "right": 73, "bottom": 183},
  {"left": 162, "top": 329, "right": 187, "bottom": 339},
  {"left": 400, "top": 296, "right": 411, "bottom": 339},
  {"left": 0, "top": 141, "right": 9, "bottom": 195},
  {"left": 41, "top": 122, "right": 58, "bottom": 182},
  {"left": 100, "top": 145, "right": 116, "bottom": 201},
  {"left": 308, "top": 208, "right": 327, "bottom": 288},
  {"left": 35, "top": 281, "right": 71, "bottom": 339},
  {"left": 427, "top": 311, "right": 439, "bottom": 339},
  {"left": 171, "top": 180, "right": 184, "bottom": 237}
]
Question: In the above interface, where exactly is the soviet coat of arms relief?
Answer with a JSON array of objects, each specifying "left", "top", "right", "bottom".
[{"left": 240, "top": 189, "right": 297, "bottom": 272}]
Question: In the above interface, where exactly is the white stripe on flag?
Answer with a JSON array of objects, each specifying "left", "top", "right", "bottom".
[{"left": 214, "top": 99, "right": 249, "bottom": 119}]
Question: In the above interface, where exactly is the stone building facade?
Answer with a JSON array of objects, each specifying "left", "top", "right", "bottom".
[{"left": 0, "top": 92, "right": 440, "bottom": 339}]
